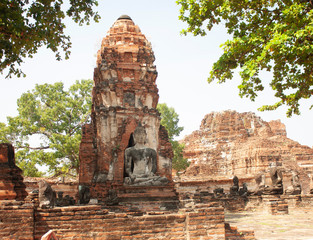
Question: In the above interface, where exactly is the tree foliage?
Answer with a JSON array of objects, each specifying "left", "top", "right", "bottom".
[
  {"left": 171, "top": 140, "right": 189, "bottom": 173},
  {"left": 177, "top": 0, "right": 313, "bottom": 117},
  {"left": 157, "top": 103, "right": 189, "bottom": 172},
  {"left": 0, "top": 0, "right": 100, "bottom": 78},
  {"left": 0, "top": 79, "right": 93, "bottom": 177},
  {"left": 157, "top": 103, "right": 184, "bottom": 140}
]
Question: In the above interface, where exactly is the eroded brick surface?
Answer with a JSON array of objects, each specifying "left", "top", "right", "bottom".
[
  {"left": 0, "top": 201, "right": 34, "bottom": 240},
  {"left": 0, "top": 143, "right": 27, "bottom": 201},
  {"left": 181, "top": 110, "right": 313, "bottom": 194},
  {"left": 33, "top": 204, "right": 228, "bottom": 240},
  {"left": 0, "top": 199, "right": 250, "bottom": 240},
  {"left": 78, "top": 15, "right": 174, "bottom": 207},
  {"left": 0, "top": 17, "right": 259, "bottom": 240}
]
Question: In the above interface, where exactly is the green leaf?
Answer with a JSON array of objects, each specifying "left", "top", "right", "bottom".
[
  {"left": 177, "top": 0, "right": 313, "bottom": 117},
  {"left": 157, "top": 103, "right": 189, "bottom": 172},
  {"left": 0, "top": 0, "right": 100, "bottom": 78},
  {"left": 2, "top": 79, "right": 93, "bottom": 177}
]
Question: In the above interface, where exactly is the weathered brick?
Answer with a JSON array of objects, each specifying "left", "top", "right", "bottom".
[{"left": 0, "top": 144, "right": 27, "bottom": 201}]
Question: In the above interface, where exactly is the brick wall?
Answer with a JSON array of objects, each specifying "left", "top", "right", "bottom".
[
  {"left": 0, "top": 199, "right": 255, "bottom": 240},
  {"left": 186, "top": 203, "right": 225, "bottom": 239},
  {"left": 35, "top": 206, "right": 217, "bottom": 240},
  {"left": 262, "top": 195, "right": 289, "bottom": 215},
  {"left": 0, "top": 143, "right": 27, "bottom": 201},
  {"left": 0, "top": 201, "right": 34, "bottom": 240},
  {"left": 158, "top": 125, "right": 174, "bottom": 180},
  {"left": 225, "top": 223, "right": 255, "bottom": 240},
  {"left": 79, "top": 124, "right": 97, "bottom": 185},
  {"left": 34, "top": 204, "right": 223, "bottom": 240}
]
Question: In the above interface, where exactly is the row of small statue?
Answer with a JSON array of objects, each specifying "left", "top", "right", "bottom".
[
  {"left": 38, "top": 180, "right": 91, "bottom": 208},
  {"left": 213, "top": 177, "right": 248, "bottom": 198},
  {"left": 214, "top": 167, "right": 301, "bottom": 197},
  {"left": 252, "top": 167, "right": 301, "bottom": 195},
  {"left": 230, "top": 167, "right": 301, "bottom": 196}
]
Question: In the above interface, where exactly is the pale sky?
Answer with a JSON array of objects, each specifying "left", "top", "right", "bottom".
[{"left": 1, "top": 0, "right": 312, "bottom": 147}]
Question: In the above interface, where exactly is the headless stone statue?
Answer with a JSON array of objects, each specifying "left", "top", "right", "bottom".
[
  {"left": 124, "top": 124, "right": 168, "bottom": 186},
  {"left": 39, "top": 180, "right": 56, "bottom": 208},
  {"left": 285, "top": 171, "right": 301, "bottom": 195},
  {"left": 263, "top": 165, "right": 283, "bottom": 195},
  {"left": 252, "top": 172, "right": 266, "bottom": 196}
]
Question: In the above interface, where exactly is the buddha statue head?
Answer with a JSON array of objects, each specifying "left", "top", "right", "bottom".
[{"left": 133, "top": 123, "right": 146, "bottom": 146}]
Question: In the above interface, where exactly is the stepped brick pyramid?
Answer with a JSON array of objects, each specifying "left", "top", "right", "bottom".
[{"left": 181, "top": 110, "right": 313, "bottom": 193}]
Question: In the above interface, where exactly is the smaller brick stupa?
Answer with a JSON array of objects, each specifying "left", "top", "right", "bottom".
[
  {"left": 79, "top": 15, "right": 177, "bottom": 210},
  {"left": 0, "top": 143, "right": 27, "bottom": 201}
]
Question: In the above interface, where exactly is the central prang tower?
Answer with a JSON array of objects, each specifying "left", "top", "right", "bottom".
[{"left": 79, "top": 15, "right": 177, "bottom": 207}]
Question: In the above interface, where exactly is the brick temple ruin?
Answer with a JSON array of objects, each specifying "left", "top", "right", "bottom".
[
  {"left": 177, "top": 110, "right": 313, "bottom": 215},
  {"left": 180, "top": 110, "right": 313, "bottom": 190},
  {"left": 78, "top": 14, "right": 176, "bottom": 210},
  {"left": 0, "top": 143, "right": 27, "bottom": 201},
  {"left": 0, "top": 15, "right": 255, "bottom": 240},
  {"left": 1, "top": 15, "right": 313, "bottom": 240},
  {"left": 0, "top": 142, "right": 255, "bottom": 240}
]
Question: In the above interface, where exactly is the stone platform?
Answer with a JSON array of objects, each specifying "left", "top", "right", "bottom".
[
  {"left": 262, "top": 195, "right": 289, "bottom": 215},
  {"left": 105, "top": 184, "right": 179, "bottom": 212},
  {"left": 33, "top": 202, "right": 230, "bottom": 239},
  {"left": 0, "top": 190, "right": 255, "bottom": 239}
]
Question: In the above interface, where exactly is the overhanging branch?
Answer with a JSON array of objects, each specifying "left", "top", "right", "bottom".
[{"left": 18, "top": 145, "right": 50, "bottom": 150}]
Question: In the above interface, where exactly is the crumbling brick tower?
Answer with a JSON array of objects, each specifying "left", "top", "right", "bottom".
[
  {"left": 79, "top": 15, "right": 175, "bottom": 203},
  {"left": 0, "top": 143, "right": 27, "bottom": 201}
]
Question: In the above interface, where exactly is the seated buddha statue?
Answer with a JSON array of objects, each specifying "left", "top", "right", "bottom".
[
  {"left": 229, "top": 176, "right": 239, "bottom": 196},
  {"left": 124, "top": 124, "right": 168, "bottom": 186}
]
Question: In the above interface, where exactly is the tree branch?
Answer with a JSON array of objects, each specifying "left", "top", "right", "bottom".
[{"left": 18, "top": 145, "right": 50, "bottom": 150}]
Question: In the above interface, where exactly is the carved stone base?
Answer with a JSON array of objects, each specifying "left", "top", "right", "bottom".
[
  {"left": 123, "top": 176, "right": 169, "bottom": 186},
  {"left": 106, "top": 184, "right": 179, "bottom": 212}
]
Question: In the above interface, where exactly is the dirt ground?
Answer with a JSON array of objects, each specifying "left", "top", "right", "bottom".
[{"left": 225, "top": 209, "right": 313, "bottom": 240}]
